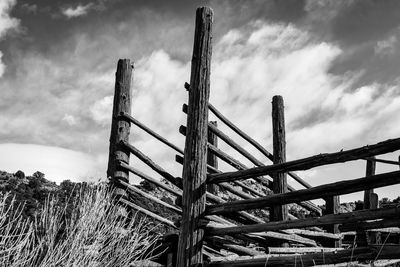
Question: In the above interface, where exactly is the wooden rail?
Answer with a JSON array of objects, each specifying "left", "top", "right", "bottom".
[
  {"left": 208, "top": 137, "right": 400, "bottom": 184},
  {"left": 206, "top": 206, "right": 400, "bottom": 236},
  {"left": 206, "top": 170, "right": 400, "bottom": 215}
]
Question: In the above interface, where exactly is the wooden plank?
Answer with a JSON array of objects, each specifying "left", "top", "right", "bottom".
[
  {"left": 271, "top": 95, "right": 288, "bottom": 225},
  {"left": 120, "top": 198, "right": 178, "bottom": 229},
  {"left": 180, "top": 126, "right": 322, "bottom": 215},
  {"left": 119, "top": 180, "right": 182, "bottom": 214},
  {"left": 207, "top": 121, "right": 219, "bottom": 194},
  {"left": 324, "top": 195, "right": 341, "bottom": 247},
  {"left": 208, "top": 102, "right": 312, "bottom": 189},
  {"left": 267, "top": 247, "right": 343, "bottom": 254},
  {"left": 209, "top": 143, "right": 321, "bottom": 213},
  {"left": 282, "top": 229, "right": 341, "bottom": 240},
  {"left": 340, "top": 218, "right": 400, "bottom": 232},
  {"left": 363, "top": 157, "right": 381, "bottom": 245},
  {"left": 122, "top": 141, "right": 182, "bottom": 188},
  {"left": 107, "top": 59, "right": 133, "bottom": 198},
  {"left": 206, "top": 206, "right": 400, "bottom": 236},
  {"left": 119, "top": 112, "right": 183, "bottom": 154},
  {"left": 176, "top": 7, "right": 213, "bottom": 267},
  {"left": 206, "top": 170, "right": 400, "bottom": 215},
  {"left": 119, "top": 161, "right": 182, "bottom": 197},
  {"left": 208, "top": 245, "right": 400, "bottom": 267},
  {"left": 364, "top": 157, "right": 377, "bottom": 209},
  {"left": 208, "top": 137, "right": 400, "bottom": 184},
  {"left": 206, "top": 236, "right": 264, "bottom": 256}
]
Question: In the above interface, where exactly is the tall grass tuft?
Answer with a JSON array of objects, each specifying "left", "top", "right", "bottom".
[{"left": 0, "top": 184, "right": 160, "bottom": 267}]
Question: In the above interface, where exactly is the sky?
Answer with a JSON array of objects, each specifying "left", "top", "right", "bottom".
[{"left": 1, "top": 0, "right": 400, "bottom": 202}]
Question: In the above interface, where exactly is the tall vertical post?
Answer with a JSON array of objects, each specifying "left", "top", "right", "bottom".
[
  {"left": 107, "top": 59, "right": 133, "bottom": 197},
  {"left": 271, "top": 95, "right": 288, "bottom": 247},
  {"left": 207, "top": 121, "right": 218, "bottom": 194},
  {"left": 177, "top": 7, "right": 213, "bottom": 267},
  {"left": 363, "top": 158, "right": 381, "bottom": 244},
  {"left": 324, "top": 196, "right": 341, "bottom": 247}
]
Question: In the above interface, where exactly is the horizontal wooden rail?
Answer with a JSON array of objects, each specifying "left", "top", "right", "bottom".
[
  {"left": 122, "top": 140, "right": 182, "bottom": 187},
  {"left": 206, "top": 141, "right": 271, "bottom": 186},
  {"left": 208, "top": 245, "right": 400, "bottom": 267},
  {"left": 120, "top": 154, "right": 267, "bottom": 226},
  {"left": 282, "top": 229, "right": 341, "bottom": 240},
  {"left": 207, "top": 211, "right": 318, "bottom": 247},
  {"left": 120, "top": 198, "right": 178, "bottom": 229},
  {"left": 119, "top": 112, "right": 184, "bottom": 154},
  {"left": 118, "top": 161, "right": 182, "bottom": 197},
  {"left": 340, "top": 218, "right": 400, "bottom": 232},
  {"left": 206, "top": 143, "right": 321, "bottom": 215},
  {"left": 206, "top": 206, "right": 400, "bottom": 236},
  {"left": 206, "top": 170, "right": 400, "bottom": 215},
  {"left": 180, "top": 126, "right": 321, "bottom": 215},
  {"left": 267, "top": 247, "right": 343, "bottom": 254},
  {"left": 208, "top": 137, "right": 400, "bottom": 184},
  {"left": 119, "top": 180, "right": 182, "bottom": 214}
]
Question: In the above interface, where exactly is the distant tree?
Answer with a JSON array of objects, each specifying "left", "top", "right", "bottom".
[
  {"left": 33, "top": 171, "right": 45, "bottom": 180},
  {"left": 354, "top": 200, "right": 364, "bottom": 210},
  {"left": 14, "top": 170, "right": 25, "bottom": 179}
]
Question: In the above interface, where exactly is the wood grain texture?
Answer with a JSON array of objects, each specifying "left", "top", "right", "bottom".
[
  {"left": 206, "top": 170, "right": 400, "bottom": 215},
  {"left": 208, "top": 245, "right": 400, "bottom": 267},
  {"left": 207, "top": 121, "right": 219, "bottom": 194},
  {"left": 206, "top": 206, "right": 400, "bottom": 236},
  {"left": 107, "top": 59, "right": 133, "bottom": 197},
  {"left": 324, "top": 195, "right": 341, "bottom": 247},
  {"left": 271, "top": 96, "right": 288, "bottom": 226},
  {"left": 190, "top": 103, "right": 313, "bottom": 189},
  {"left": 208, "top": 137, "right": 400, "bottom": 184},
  {"left": 180, "top": 124, "right": 322, "bottom": 215},
  {"left": 176, "top": 7, "right": 213, "bottom": 267}
]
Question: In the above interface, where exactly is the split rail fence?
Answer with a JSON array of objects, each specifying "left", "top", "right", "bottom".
[{"left": 107, "top": 7, "right": 400, "bottom": 267}]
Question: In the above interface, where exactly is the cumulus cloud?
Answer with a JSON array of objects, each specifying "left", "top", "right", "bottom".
[
  {"left": 124, "top": 21, "right": 400, "bottom": 200},
  {"left": 0, "top": 0, "right": 19, "bottom": 77},
  {"left": 2, "top": 6, "right": 400, "bottom": 200},
  {"left": 375, "top": 34, "right": 398, "bottom": 56},
  {"left": 61, "top": 3, "right": 93, "bottom": 18}
]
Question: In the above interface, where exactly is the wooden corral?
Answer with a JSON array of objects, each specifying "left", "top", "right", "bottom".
[{"left": 107, "top": 6, "right": 400, "bottom": 267}]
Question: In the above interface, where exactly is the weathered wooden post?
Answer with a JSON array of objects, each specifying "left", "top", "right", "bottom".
[
  {"left": 207, "top": 121, "right": 218, "bottom": 194},
  {"left": 271, "top": 95, "right": 289, "bottom": 247},
  {"left": 177, "top": 6, "right": 213, "bottom": 267},
  {"left": 363, "top": 157, "right": 381, "bottom": 244},
  {"left": 324, "top": 196, "right": 341, "bottom": 247},
  {"left": 107, "top": 59, "right": 133, "bottom": 197}
]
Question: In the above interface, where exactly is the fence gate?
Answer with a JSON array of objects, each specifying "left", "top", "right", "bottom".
[{"left": 107, "top": 6, "right": 400, "bottom": 267}]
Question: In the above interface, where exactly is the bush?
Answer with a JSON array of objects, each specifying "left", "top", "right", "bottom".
[{"left": 0, "top": 184, "right": 160, "bottom": 267}]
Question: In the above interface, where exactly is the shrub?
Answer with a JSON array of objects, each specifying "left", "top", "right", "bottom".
[{"left": 0, "top": 184, "right": 160, "bottom": 267}]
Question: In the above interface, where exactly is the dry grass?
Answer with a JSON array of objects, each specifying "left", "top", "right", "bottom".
[{"left": 0, "top": 184, "right": 160, "bottom": 267}]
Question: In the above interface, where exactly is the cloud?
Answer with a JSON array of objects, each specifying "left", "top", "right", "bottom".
[
  {"left": 0, "top": 0, "right": 19, "bottom": 78},
  {"left": 375, "top": 34, "right": 398, "bottom": 56},
  {"left": 61, "top": 3, "right": 93, "bottom": 18},
  {"left": 0, "top": 143, "right": 101, "bottom": 183},
  {"left": 90, "top": 96, "right": 113, "bottom": 125},
  {"left": 62, "top": 114, "right": 78, "bottom": 126},
  {"left": 123, "top": 21, "right": 400, "bottom": 200},
  {"left": 0, "top": 0, "right": 19, "bottom": 38}
]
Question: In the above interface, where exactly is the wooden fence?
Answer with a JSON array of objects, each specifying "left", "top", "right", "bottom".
[{"left": 107, "top": 6, "right": 400, "bottom": 267}]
